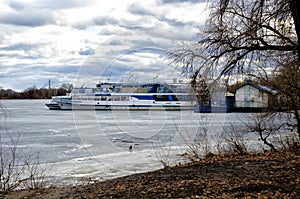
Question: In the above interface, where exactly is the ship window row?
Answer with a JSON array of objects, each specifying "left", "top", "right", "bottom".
[
  {"left": 74, "top": 95, "right": 192, "bottom": 101},
  {"left": 94, "top": 96, "right": 129, "bottom": 101}
]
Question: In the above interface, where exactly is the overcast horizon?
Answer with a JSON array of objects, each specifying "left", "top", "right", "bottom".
[{"left": 0, "top": 0, "right": 209, "bottom": 91}]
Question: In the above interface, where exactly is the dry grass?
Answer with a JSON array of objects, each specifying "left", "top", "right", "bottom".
[{"left": 3, "top": 150, "right": 300, "bottom": 198}]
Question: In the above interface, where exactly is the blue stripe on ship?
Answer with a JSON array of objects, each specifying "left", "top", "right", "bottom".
[
  {"left": 95, "top": 93, "right": 112, "bottom": 96},
  {"left": 131, "top": 95, "right": 154, "bottom": 100}
]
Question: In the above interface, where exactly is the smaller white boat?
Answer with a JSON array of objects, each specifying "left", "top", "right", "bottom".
[{"left": 45, "top": 94, "right": 71, "bottom": 110}]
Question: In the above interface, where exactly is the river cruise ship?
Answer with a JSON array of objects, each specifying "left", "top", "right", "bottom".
[{"left": 46, "top": 82, "right": 196, "bottom": 110}]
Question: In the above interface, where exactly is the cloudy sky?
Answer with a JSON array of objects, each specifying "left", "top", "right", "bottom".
[{"left": 0, "top": 0, "right": 209, "bottom": 91}]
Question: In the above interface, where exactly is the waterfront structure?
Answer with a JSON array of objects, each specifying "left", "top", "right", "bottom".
[{"left": 234, "top": 81, "right": 278, "bottom": 112}]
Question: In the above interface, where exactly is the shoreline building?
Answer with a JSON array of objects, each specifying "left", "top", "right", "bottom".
[{"left": 234, "top": 81, "right": 278, "bottom": 112}]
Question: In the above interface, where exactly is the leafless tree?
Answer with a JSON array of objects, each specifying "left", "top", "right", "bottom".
[
  {"left": 0, "top": 103, "right": 46, "bottom": 192},
  {"left": 254, "top": 63, "right": 300, "bottom": 138},
  {"left": 170, "top": 0, "right": 300, "bottom": 79},
  {"left": 170, "top": 0, "right": 300, "bottom": 140},
  {"left": 245, "top": 113, "right": 280, "bottom": 151},
  {"left": 245, "top": 112, "right": 300, "bottom": 151},
  {"left": 222, "top": 124, "right": 248, "bottom": 155}
]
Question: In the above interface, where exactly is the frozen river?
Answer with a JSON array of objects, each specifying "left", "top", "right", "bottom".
[{"left": 0, "top": 99, "right": 247, "bottom": 184}]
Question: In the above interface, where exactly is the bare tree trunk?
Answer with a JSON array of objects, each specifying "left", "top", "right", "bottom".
[
  {"left": 290, "top": 0, "right": 300, "bottom": 59},
  {"left": 289, "top": 0, "right": 300, "bottom": 140},
  {"left": 294, "top": 110, "right": 300, "bottom": 138}
]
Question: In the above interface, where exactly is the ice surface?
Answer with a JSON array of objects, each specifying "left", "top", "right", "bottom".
[{"left": 0, "top": 99, "right": 248, "bottom": 185}]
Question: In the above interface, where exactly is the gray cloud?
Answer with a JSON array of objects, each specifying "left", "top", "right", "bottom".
[
  {"left": 157, "top": 0, "right": 207, "bottom": 4},
  {"left": 34, "top": 0, "right": 93, "bottom": 9},
  {"left": 0, "top": 42, "right": 55, "bottom": 61},
  {"left": 159, "top": 15, "right": 191, "bottom": 28},
  {"left": 79, "top": 46, "right": 95, "bottom": 56},
  {"left": 0, "top": 42, "right": 39, "bottom": 51},
  {"left": 72, "top": 15, "right": 120, "bottom": 30},
  {"left": 93, "top": 16, "right": 119, "bottom": 26},
  {"left": 127, "top": 3, "right": 156, "bottom": 16},
  {"left": 89, "top": 28, "right": 186, "bottom": 67},
  {"left": 0, "top": 52, "right": 42, "bottom": 61},
  {"left": 0, "top": 63, "right": 79, "bottom": 90},
  {"left": 7, "top": 1, "right": 25, "bottom": 10},
  {"left": 79, "top": 28, "right": 181, "bottom": 81},
  {"left": 7, "top": 0, "right": 93, "bottom": 10},
  {"left": 99, "top": 28, "right": 120, "bottom": 35},
  {"left": 0, "top": 0, "right": 88, "bottom": 27},
  {"left": 0, "top": 0, "right": 207, "bottom": 90},
  {"left": 44, "top": 65, "right": 80, "bottom": 74},
  {"left": 0, "top": 9, "right": 58, "bottom": 27},
  {"left": 145, "top": 27, "right": 189, "bottom": 41},
  {"left": 85, "top": 1, "right": 196, "bottom": 34},
  {"left": 126, "top": 2, "right": 194, "bottom": 34}
]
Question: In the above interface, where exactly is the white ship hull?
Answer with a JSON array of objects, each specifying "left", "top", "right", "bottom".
[{"left": 57, "top": 99, "right": 195, "bottom": 110}]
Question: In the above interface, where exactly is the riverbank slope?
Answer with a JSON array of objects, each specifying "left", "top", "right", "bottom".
[{"left": 3, "top": 150, "right": 300, "bottom": 198}]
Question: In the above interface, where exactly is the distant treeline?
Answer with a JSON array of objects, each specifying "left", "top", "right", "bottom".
[
  {"left": 0, "top": 88, "right": 70, "bottom": 99},
  {"left": 0, "top": 84, "right": 73, "bottom": 99}
]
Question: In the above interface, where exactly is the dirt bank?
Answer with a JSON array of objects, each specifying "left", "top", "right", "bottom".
[{"left": 3, "top": 150, "right": 300, "bottom": 198}]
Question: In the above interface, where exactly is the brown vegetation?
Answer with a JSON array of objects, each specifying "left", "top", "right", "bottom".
[{"left": 3, "top": 150, "right": 300, "bottom": 198}]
